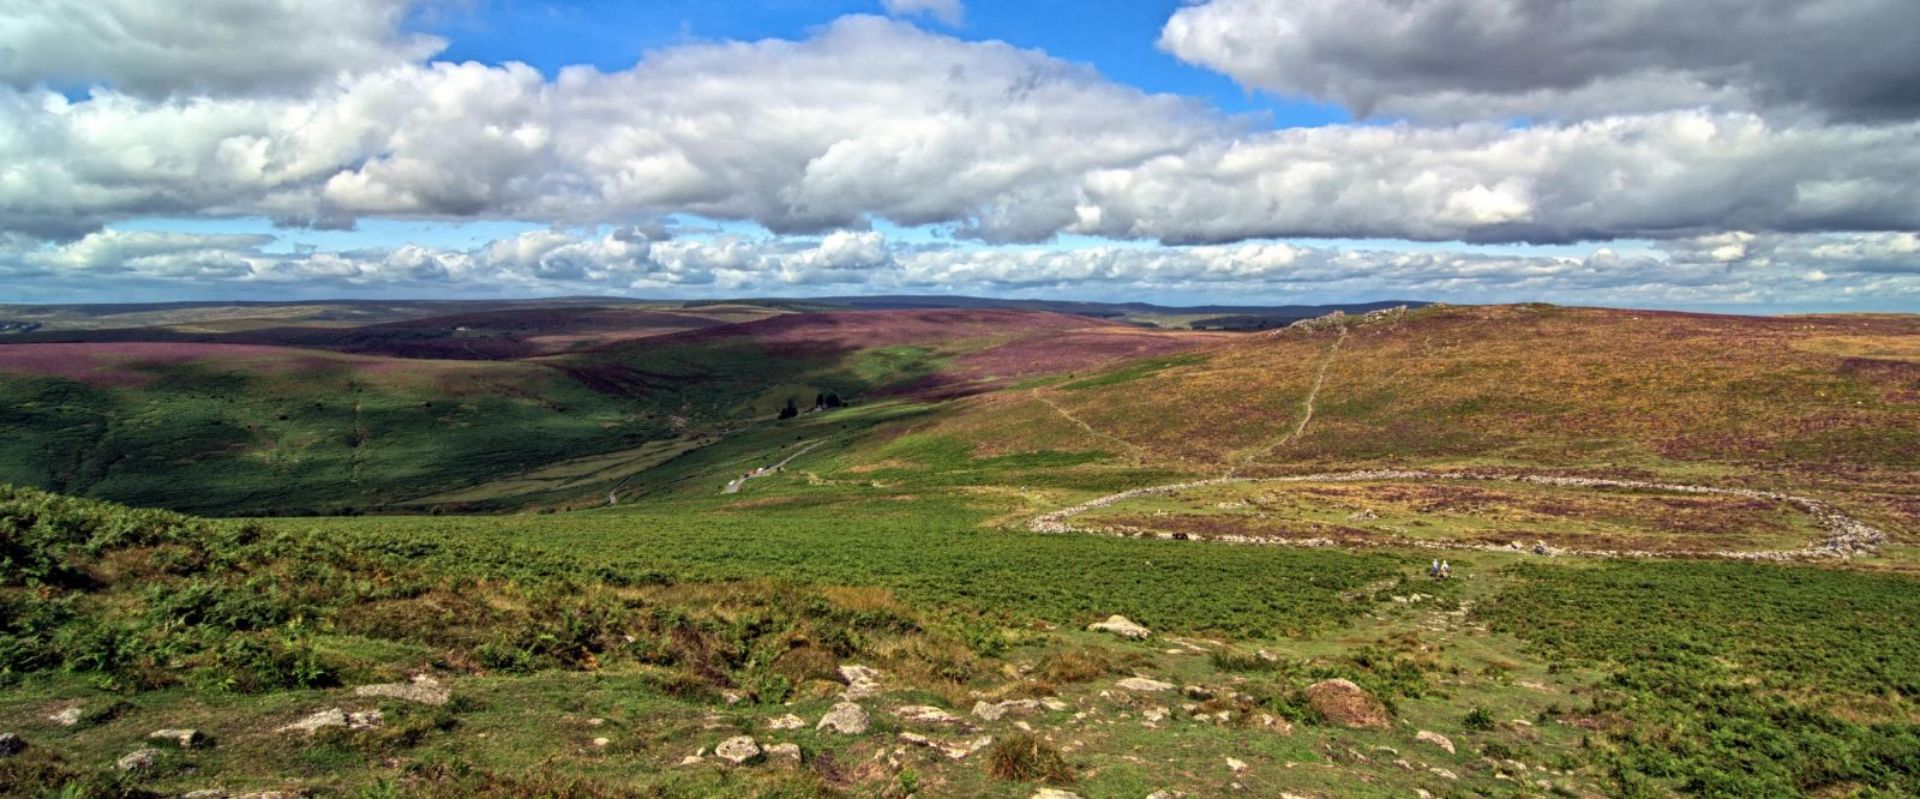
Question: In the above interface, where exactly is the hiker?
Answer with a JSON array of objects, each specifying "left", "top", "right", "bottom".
[
  {"left": 1440, "top": 560, "right": 1452, "bottom": 579},
  {"left": 1429, "top": 559, "right": 1441, "bottom": 579}
]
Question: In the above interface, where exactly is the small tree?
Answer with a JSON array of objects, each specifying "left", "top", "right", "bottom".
[{"left": 777, "top": 398, "right": 798, "bottom": 420}]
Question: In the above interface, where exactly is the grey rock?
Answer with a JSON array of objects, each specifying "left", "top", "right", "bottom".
[
  {"left": 713, "top": 735, "right": 762, "bottom": 765},
  {"left": 838, "top": 665, "right": 883, "bottom": 700},
  {"left": 276, "top": 708, "right": 381, "bottom": 735},
  {"left": 816, "top": 702, "right": 870, "bottom": 735},
  {"left": 893, "top": 705, "right": 964, "bottom": 725},
  {"left": 116, "top": 748, "right": 161, "bottom": 772},
  {"left": 1088, "top": 615, "right": 1151, "bottom": 639},
  {"left": 1115, "top": 677, "right": 1175, "bottom": 693},
  {"left": 353, "top": 675, "right": 450, "bottom": 706}
]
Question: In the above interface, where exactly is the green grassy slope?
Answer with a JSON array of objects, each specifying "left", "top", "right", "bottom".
[{"left": 0, "top": 309, "right": 1201, "bottom": 516}]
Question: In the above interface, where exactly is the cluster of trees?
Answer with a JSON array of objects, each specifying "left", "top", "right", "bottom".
[{"left": 778, "top": 392, "right": 845, "bottom": 420}]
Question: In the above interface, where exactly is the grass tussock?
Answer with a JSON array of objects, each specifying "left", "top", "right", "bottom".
[{"left": 985, "top": 732, "right": 1075, "bottom": 785}]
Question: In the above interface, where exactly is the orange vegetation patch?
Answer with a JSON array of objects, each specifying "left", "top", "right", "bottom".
[{"left": 921, "top": 304, "right": 1920, "bottom": 469}]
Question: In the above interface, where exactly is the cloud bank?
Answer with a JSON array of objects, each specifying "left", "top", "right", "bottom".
[
  {"left": 2, "top": 14, "right": 1916, "bottom": 248},
  {"left": 1160, "top": 0, "right": 1920, "bottom": 122},
  {"left": 0, "top": 0, "right": 1914, "bottom": 304},
  {"left": 6, "top": 227, "right": 1914, "bottom": 309}
]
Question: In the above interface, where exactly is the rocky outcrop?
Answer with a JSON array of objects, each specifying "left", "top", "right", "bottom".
[
  {"left": 899, "top": 731, "right": 993, "bottom": 760},
  {"left": 1415, "top": 730, "right": 1455, "bottom": 754},
  {"left": 713, "top": 735, "right": 762, "bottom": 765},
  {"left": 893, "top": 705, "right": 965, "bottom": 725},
  {"left": 838, "top": 665, "right": 883, "bottom": 700},
  {"left": 1115, "top": 677, "right": 1176, "bottom": 693},
  {"left": 816, "top": 702, "right": 870, "bottom": 735},
  {"left": 1304, "top": 679, "right": 1389, "bottom": 728},
  {"left": 972, "top": 698, "right": 1064, "bottom": 721},
  {"left": 276, "top": 708, "right": 383, "bottom": 735},
  {"left": 1029, "top": 469, "right": 1888, "bottom": 561},
  {"left": 353, "top": 675, "right": 450, "bottom": 706},
  {"left": 116, "top": 748, "right": 161, "bottom": 772},
  {"left": 1088, "top": 615, "right": 1151, "bottom": 640}
]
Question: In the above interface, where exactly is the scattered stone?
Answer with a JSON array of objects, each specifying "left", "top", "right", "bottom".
[
  {"left": 1146, "top": 792, "right": 1187, "bottom": 799},
  {"left": 1088, "top": 615, "right": 1151, "bottom": 640},
  {"left": 1226, "top": 756, "right": 1249, "bottom": 773},
  {"left": 720, "top": 690, "right": 746, "bottom": 705},
  {"left": 765, "top": 742, "right": 802, "bottom": 763},
  {"left": 116, "top": 748, "right": 161, "bottom": 772},
  {"left": 353, "top": 674, "right": 450, "bottom": 706},
  {"left": 1303, "top": 679, "right": 1389, "bottom": 728},
  {"left": 47, "top": 707, "right": 82, "bottom": 727},
  {"left": 838, "top": 665, "right": 883, "bottom": 700},
  {"left": 1429, "top": 767, "right": 1459, "bottom": 780},
  {"left": 585, "top": 717, "right": 605, "bottom": 727},
  {"left": 1182, "top": 684, "right": 1214, "bottom": 700},
  {"left": 898, "top": 731, "right": 992, "bottom": 760},
  {"left": 1415, "top": 788, "right": 1433, "bottom": 798},
  {"left": 714, "top": 735, "right": 762, "bottom": 765},
  {"left": 181, "top": 791, "right": 227, "bottom": 799},
  {"left": 893, "top": 705, "right": 965, "bottom": 725},
  {"left": 1254, "top": 713, "right": 1293, "bottom": 734},
  {"left": 1415, "top": 730, "right": 1455, "bottom": 755},
  {"left": 591, "top": 737, "right": 611, "bottom": 748},
  {"left": 677, "top": 754, "right": 704, "bottom": 766},
  {"left": 767, "top": 713, "right": 806, "bottom": 730},
  {"left": 1143, "top": 706, "right": 1170, "bottom": 723},
  {"left": 1031, "top": 790, "right": 1083, "bottom": 799},
  {"left": 238, "top": 793, "right": 304, "bottom": 799},
  {"left": 972, "top": 698, "right": 1046, "bottom": 721},
  {"left": 150, "top": 728, "right": 208, "bottom": 748},
  {"left": 276, "top": 708, "right": 382, "bottom": 735},
  {"left": 816, "top": 702, "right": 870, "bottom": 735},
  {"left": 0, "top": 733, "right": 24, "bottom": 758},
  {"left": 1115, "top": 677, "right": 1175, "bottom": 693}
]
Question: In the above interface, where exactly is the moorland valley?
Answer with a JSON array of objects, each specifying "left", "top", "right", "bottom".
[{"left": 1, "top": 298, "right": 1916, "bottom": 798}]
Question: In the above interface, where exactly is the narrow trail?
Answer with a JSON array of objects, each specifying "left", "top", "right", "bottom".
[
  {"left": 1032, "top": 388, "right": 1145, "bottom": 462},
  {"left": 347, "top": 397, "right": 368, "bottom": 485},
  {"left": 722, "top": 439, "right": 827, "bottom": 494},
  {"left": 1235, "top": 326, "right": 1346, "bottom": 470},
  {"left": 1026, "top": 469, "right": 1887, "bottom": 562}
]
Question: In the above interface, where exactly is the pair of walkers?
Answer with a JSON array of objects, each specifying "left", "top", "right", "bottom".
[{"left": 1428, "top": 559, "right": 1452, "bottom": 579}]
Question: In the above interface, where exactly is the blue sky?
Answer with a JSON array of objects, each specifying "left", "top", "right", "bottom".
[{"left": 419, "top": 0, "right": 1350, "bottom": 126}]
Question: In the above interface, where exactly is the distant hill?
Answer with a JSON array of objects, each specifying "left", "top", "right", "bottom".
[
  {"left": 715, "top": 295, "right": 1429, "bottom": 330},
  {"left": 1, "top": 299, "right": 1912, "bottom": 516}
]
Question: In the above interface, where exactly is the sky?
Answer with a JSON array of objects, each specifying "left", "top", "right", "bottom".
[{"left": 0, "top": 0, "right": 1917, "bottom": 311}]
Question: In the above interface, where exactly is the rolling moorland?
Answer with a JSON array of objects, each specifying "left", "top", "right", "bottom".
[{"left": 1, "top": 300, "right": 1917, "bottom": 798}]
